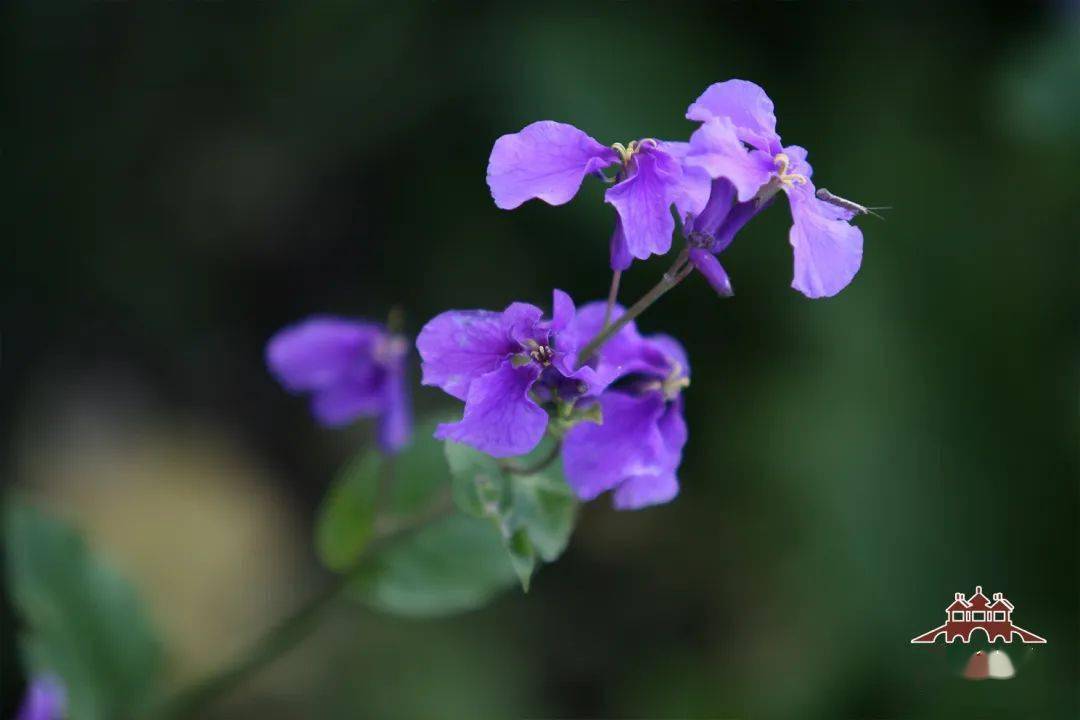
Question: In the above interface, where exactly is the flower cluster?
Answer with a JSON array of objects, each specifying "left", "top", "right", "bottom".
[{"left": 267, "top": 79, "right": 870, "bottom": 511}]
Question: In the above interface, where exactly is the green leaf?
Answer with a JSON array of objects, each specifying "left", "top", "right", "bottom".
[
  {"left": 387, "top": 417, "right": 453, "bottom": 516},
  {"left": 349, "top": 513, "right": 518, "bottom": 617},
  {"left": 316, "top": 451, "right": 381, "bottom": 572},
  {"left": 505, "top": 527, "right": 536, "bottom": 592},
  {"left": 443, "top": 440, "right": 507, "bottom": 518},
  {"left": 4, "top": 501, "right": 163, "bottom": 720},
  {"left": 444, "top": 438, "right": 578, "bottom": 588},
  {"left": 510, "top": 461, "right": 577, "bottom": 562}
]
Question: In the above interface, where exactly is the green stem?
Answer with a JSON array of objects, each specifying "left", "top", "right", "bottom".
[
  {"left": 151, "top": 492, "right": 454, "bottom": 720},
  {"left": 579, "top": 249, "right": 691, "bottom": 362},
  {"left": 602, "top": 270, "right": 621, "bottom": 328},
  {"left": 500, "top": 439, "right": 562, "bottom": 476}
]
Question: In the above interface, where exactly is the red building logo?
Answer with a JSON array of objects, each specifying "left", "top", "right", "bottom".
[{"left": 911, "top": 585, "right": 1046, "bottom": 644}]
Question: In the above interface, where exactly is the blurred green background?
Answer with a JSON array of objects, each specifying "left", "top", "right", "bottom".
[{"left": 3, "top": 2, "right": 1077, "bottom": 718}]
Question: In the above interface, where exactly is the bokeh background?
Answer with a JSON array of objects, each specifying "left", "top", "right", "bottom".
[{"left": 3, "top": 2, "right": 1078, "bottom": 718}]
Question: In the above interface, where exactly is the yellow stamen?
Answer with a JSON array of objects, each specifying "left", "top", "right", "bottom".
[{"left": 773, "top": 152, "right": 808, "bottom": 187}]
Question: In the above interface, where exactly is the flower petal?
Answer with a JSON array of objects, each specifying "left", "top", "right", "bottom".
[
  {"left": 604, "top": 145, "right": 681, "bottom": 263},
  {"left": 311, "top": 374, "right": 386, "bottom": 427},
  {"left": 612, "top": 398, "right": 687, "bottom": 509},
  {"left": 612, "top": 471, "right": 679, "bottom": 510},
  {"left": 435, "top": 361, "right": 547, "bottom": 457},
  {"left": 417, "top": 310, "right": 516, "bottom": 401},
  {"left": 659, "top": 140, "right": 712, "bottom": 222},
  {"left": 686, "top": 79, "right": 781, "bottom": 153},
  {"left": 487, "top": 121, "right": 619, "bottom": 210},
  {"left": 266, "top": 318, "right": 381, "bottom": 392},
  {"left": 608, "top": 218, "right": 633, "bottom": 271},
  {"left": 548, "top": 289, "right": 576, "bottom": 334},
  {"left": 686, "top": 118, "right": 775, "bottom": 202},
  {"left": 787, "top": 184, "right": 864, "bottom": 298},
  {"left": 562, "top": 391, "right": 667, "bottom": 501},
  {"left": 689, "top": 248, "right": 734, "bottom": 297},
  {"left": 376, "top": 358, "right": 412, "bottom": 453}
]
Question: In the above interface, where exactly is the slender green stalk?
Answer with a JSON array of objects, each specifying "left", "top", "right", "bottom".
[
  {"left": 579, "top": 249, "right": 691, "bottom": 362},
  {"left": 500, "top": 439, "right": 562, "bottom": 476},
  {"left": 602, "top": 270, "right": 622, "bottom": 328},
  {"left": 151, "top": 493, "right": 454, "bottom": 720}
]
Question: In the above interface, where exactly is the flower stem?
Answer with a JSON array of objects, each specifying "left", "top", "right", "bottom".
[
  {"left": 500, "top": 439, "right": 563, "bottom": 475},
  {"left": 150, "top": 492, "right": 454, "bottom": 720},
  {"left": 580, "top": 249, "right": 691, "bottom": 362},
  {"left": 602, "top": 270, "right": 621, "bottom": 328}
]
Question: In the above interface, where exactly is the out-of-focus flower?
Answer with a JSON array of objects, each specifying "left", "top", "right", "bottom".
[
  {"left": 486, "top": 121, "right": 709, "bottom": 270},
  {"left": 417, "top": 290, "right": 619, "bottom": 457},
  {"left": 266, "top": 317, "right": 411, "bottom": 452},
  {"left": 685, "top": 79, "right": 864, "bottom": 298},
  {"left": 15, "top": 676, "right": 65, "bottom": 720},
  {"left": 560, "top": 303, "right": 689, "bottom": 510}
]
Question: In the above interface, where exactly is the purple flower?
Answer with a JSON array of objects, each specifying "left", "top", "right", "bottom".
[
  {"left": 561, "top": 303, "right": 690, "bottom": 510},
  {"left": 684, "top": 79, "right": 864, "bottom": 298},
  {"left": 16, "top": 676, "right": 65, "bottom": 720},
  {"left": 266, "top": 317, "right": 412, "bottom": 453},
  {"left": 417, "top": 290, "right": 619, "bottom": 458},
  {"left": 486, "top": 121, "right": 710, "bottom": 271}
]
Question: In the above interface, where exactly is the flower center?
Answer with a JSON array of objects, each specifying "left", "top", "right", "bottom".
[
  {"left": 773, "top": 152, "right": 808, "bottom": 187},
  {"left": 640, "top": 361, "right": 690, "bottom": 401},
  {"left": 611, "top": 138, "right": 658, "bottom": 165},
  {"left": 521, "top": 339, "right": 554, "bottom": 367}
]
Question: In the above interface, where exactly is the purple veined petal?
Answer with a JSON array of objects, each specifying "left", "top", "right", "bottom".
[
  {"left": 658, "top": 140, "right": 712, "bottom": 222},
  {"left": 608, "top": 217, "right": 633, "bottom": 271},
  {"left": 16, "top": 676, "right": 65, "bottom": 720},
  {"left": 645, "top": 334, "right": 691, "bottom": 379},
  {"left": 604, "top": 145, "right": 682, "bottom": 263},
  {"left": 502, "top": 301, "right": 546, "bottom": 346},
  {"left": 686, "top": 79, "right": 782, "bottom": 154},
  {"left": 786, "top": 183, "right": 864, "bottom": 298},
  {"left": 417, "top": 310, "right": 516, "bottom": 401},
  {"left": 548, "top": 289, "right": 576, "bottom": 334},
  {"left": 689, "top": 177, "right": 737, "bottom": 238},
  {"left": 686, "top": 118, "right": 775, "bottom": 203},
  {"left": 311, "top": 372, "right": 386, "bottom": 427},
  {"left": 612, "top": 471, "right": 679, "bottom": 510},
  {"left": 435, "top": 360, "right": 547, "bottom": 457},
  {"left": 689, "top": 248, "right": 734, "bottom": 297},
  {"left": 612, "top": 397, "right": 687, "bottom": 510},
  {"left": 782, "top": 144, "right": 812, "bottom": 180},
  {"left": 562, "top": 391, "right": 667, "bottom": 502},
  {"left": 376, "top": 357, "right": 412, "bottom": 453},
  {"left": 487, "top": 120, "right": 619, "bottom": 210},
  {"left": 557, "top": 301, "right": 655, "bottom": 386},
  {"left": 266, "top": 318, "right": 382, "bottom": 392}
]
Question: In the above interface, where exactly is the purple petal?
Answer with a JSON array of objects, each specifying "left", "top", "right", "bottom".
[
  {"left": 689, "top": 248, "right": 734, "bottom": 297},
  {"left": 417, "top": 310, "right": 516, "bottom": 401},
  {"left": 487, "top": 121, "right": 619, "bottom": 210},
  {"left": 787, "top": 184, "right": 864, "bottom": 298},
  {"left": 612, "top": 471, "right": 679, "bottom": 510},
  {"left": 686, "top": 118, "right": 775, "bottom": 202},
  {"left": 612, "top": 398, "right": 687, "bottom": 510},
  {"left": 376, "top": 358, "right": 411, "bottom": 453},
  {"left": 686, "top": 79, "right": 781, "bottom": 154},
  {"left": 266, "top": 318, "right": 382, "bottom": 392},
  {"left": 562, "top": 391, "right": 668, "bottom": 501},
  {"left": 502, "top": 301, "right": 546, "bottom": 346},
  {"left": 548, "top": 289, "right": 576, "bottom": 334},
  {"left": 609, "top": 218, "right": 633, "bottom": 271},
  {"left": 16, "top": 677, "right": 65, "bottom": 720},
  {"left": 688, "top": 178, "right": 737, "bottom": 238},
  {"left": 435, "top": 361, "right": 547, "bottom": 457},
  {"left": 604, "top": 145, "right": 682, "bottom": 263},
  {"left": 311, "top": 374, "right": 385, "bottom": 427},
  {"left": 659, "top": 140, "right": 712, "bottom": 222}
]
